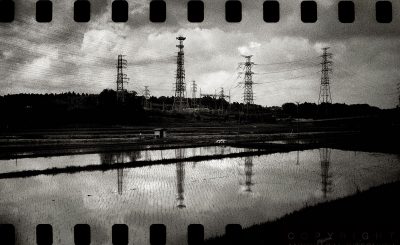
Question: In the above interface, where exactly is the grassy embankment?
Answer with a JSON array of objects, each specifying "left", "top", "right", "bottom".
[{"left": 205, "top": 181, "right": 400, "bottom": 245}]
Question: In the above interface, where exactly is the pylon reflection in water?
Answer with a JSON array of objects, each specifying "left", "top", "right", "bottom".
[
  {"left": 175, "top": 149, "right": 186, "bottom": 208},
  {"left": 319, "top": 148, "right": 333, "bottom": 198}
]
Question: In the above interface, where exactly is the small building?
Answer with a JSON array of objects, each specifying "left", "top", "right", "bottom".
[{"left": 154, "top": 128, "right": 168, "bottom": 139}]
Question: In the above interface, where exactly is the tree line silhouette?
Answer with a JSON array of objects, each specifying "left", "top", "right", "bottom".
[{"left": 0, "top": 89, "right": 394, "bottom": 129}]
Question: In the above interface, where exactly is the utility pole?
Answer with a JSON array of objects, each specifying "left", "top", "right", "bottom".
[
  {"left": 191, "top": 80, "right": 197, "bottom": 108},
  {"left": 318, "top": 47, "right": 333, "bottom": 104},
  {"left": 144, "top": 86, "right": 150, "bottom": 108},
  {"left": 239, "top": 55, "right": 255, "bottom": 105},
  {"left": 173, "top": 36, "right": 188, "bottom": 111},
  {"left": 116, "top": 55, "right": 129, "bottom": 103}
]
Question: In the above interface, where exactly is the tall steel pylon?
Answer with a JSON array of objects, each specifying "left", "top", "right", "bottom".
[
  {"left": 318, "top": 47, "right": 333, "bottom": 104},
  {"left": 239, "top": 55, "right": 255, "bottom": 105},
  {"left": 173, "top": 36, "right": 188, "bottom": 111},
  {"left": 144, "top": 86, "right": 151, "bottom": 108},
  {"left": 116, "top": 55, "right": 129, "bottom": 103},
  {"left": 319, "top": 148, "right": 332, "bottom": 198},
  {"left": 144, "top": 86, "right": 151, "bottom": 99},
  {"left": 191, "top": 80, "right": 197, "bottom": 108},
  {"left": 218, "top": 87, "right": 231, "bottom": 113}
]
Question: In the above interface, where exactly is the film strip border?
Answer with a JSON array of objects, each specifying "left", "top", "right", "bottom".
[
  {"left": 0, "top": 0, "right": 394, "bottom": 23},
  {"left": 0, "top": 223, "right": 248, "bottom": 245},
  {"left": 1, "top": 223, "right": 399, "bottom": 244}
]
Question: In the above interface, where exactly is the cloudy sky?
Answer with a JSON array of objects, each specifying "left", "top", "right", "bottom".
[{"left": 0, "top": 0, "right": 399, "bottom": 108}]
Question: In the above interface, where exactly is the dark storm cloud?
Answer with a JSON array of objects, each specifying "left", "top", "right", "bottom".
[
  {"left": 278, "top": 0, "right": 400, "bottom": 41},
  {"left": 156, "top": 0, "right": 400, "bottom": 41},
  {"left": 0, "top": 0, "right": 399, "bottom": 108}
]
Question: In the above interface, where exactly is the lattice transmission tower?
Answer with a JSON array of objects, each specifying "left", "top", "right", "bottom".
[
  {"left": 116, "top": 55, "right": 129, "bottom": 103},
  {"left": 191, "top": 80, "right": 197, "bottom": 108},
  {"left": 218, "top": 87, "right": 231, "bottom": 113},
  {"left": 144, "top": 86, "right": 151, "bottom": 108},
  {"left": 239, "top": 55, "right": 255, "bottom": 105},
  {"left": 318, "top": 47, "right": 333, "bottom": 104},
  {"left": 173, "top": 36, "right": 188, "bottom": 111}
]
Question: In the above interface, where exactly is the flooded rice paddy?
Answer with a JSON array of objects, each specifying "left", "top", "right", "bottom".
[
  {"left": 0, "top": 147, "right": 399, "bottom": 244},
  {"left": 0, "top": 146, "right": 251, "bottom": 174}
]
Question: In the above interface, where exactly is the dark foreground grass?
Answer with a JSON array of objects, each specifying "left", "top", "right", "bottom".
[{"left": 205, "top": 181, "right": 400, "bottom": 245}]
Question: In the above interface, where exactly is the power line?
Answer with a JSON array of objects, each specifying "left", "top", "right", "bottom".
[
  {"left": 258, "top": 71, "right": 320, "bottom": 84},
  {"left": 257, "top": 65, "right": 319, "bottom": 75},
  {"left": 256, "top": 56, "right": 319, "bottom": 66}
]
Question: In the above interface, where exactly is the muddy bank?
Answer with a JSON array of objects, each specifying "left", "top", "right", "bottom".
[{"left": 205, "top": 181, "right": 400, "bottom": 245}]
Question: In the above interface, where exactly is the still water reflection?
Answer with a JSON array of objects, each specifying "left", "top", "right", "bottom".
[
  {"left": 0, "top": 146, "right": 251, "bottom": 174},
  {"left": 0, "top": 149, "right": 399, "bottom": 245}
]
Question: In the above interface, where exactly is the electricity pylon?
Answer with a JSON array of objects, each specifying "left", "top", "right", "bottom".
[
  {"left": 173, "top": 36, "right": 189, "bottom": 111},
  {"left": 144, "top": 86, "right": 151, "bottom": 108},
  {"left": 318, "top": 47, "right": 333, "bottom": 104},
  {"left": 191, "top": 80, "right": 197, "bottom": 108},
  {"left": 238, "top": 55, "right": 255, "bottom": 105},
  {"left": 116, "top": 55, "right": 129, "bottom": 103}
]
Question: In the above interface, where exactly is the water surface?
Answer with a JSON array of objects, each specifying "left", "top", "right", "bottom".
[
  {"left": 0, "top": 149, "right": 399, "bottom": 244},
  {"left": 0, "top": 146, "right": 250, "bottom": 174}
]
